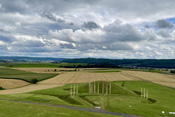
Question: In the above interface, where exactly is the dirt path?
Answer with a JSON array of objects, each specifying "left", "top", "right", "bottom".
[{"left": 0, "top": 99, "right": 140, "bottom": 117}]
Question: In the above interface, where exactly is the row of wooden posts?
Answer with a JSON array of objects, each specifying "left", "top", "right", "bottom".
[
  {"left": 89, "top": 82, "right": 112, "bottom": 95},
  {"left": 70, "top": 82, "right": 112, "bottom": 96},
  {"left": 141, "top": 88, "right": 149, "bottom": 99},
  {"left": 70, "top": 84, "right": 79, "bottom": 96}
]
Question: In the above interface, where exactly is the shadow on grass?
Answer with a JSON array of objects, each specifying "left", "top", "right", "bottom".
[{"left": 132, "top": 90, "right": 157, "bottom": 104}]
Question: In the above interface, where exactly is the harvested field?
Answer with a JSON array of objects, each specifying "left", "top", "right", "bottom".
[
  {"left": 1, "top": 69, "right": 175, "bottom": 94},
  {"left": 40, "top": 71, "right": 139, "bottom": 84},
  {"left": 0, "top": 79, "right": 29, "bottom": 89},
  {"left": 0, "top": 83, "right": 63, "bottom": 94},
  {"left": 0, "top": 71, "right": 138, "bottom": 94},
  {"left": 14, "top": 68, "right": 77, "bottom": 73},
  {"left": 122, "top": 71, "right": 175, "bottom": 88}
]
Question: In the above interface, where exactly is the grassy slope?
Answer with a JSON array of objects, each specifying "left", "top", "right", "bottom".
[
  {"left": 115, "top": 81, "right": 175, "bottom": 117},
  {"left": 0, "top": 68, "right": 57, "bottom": 82},
  {"left": 31, "top": 81, "right": 175, "bottom": 117},
  {"left": 0, "top": 101, "right": 117, "bottom": 117},
  {"left": 0, "top": 81, "right": 175, "bottom": 117}
]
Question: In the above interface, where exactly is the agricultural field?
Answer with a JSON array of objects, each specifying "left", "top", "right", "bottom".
[
  {"left": 0, "top": 67, "right": 175, "bottom": 116},
  {"left": 0, "top": 81, "right": 175, "bottom": 117},
  {"left": 0, "top": 67, "right": 58, "bottom": 83},
  {"left": 14, "top": 68, "right": 77, "bottom": 73},
  {"left": 0, "top": 63, "right": 87, "bottom": 68},
  {"left": 122, "top": 70, "right": 175, "bottom": 88},
  {"left": 0, "top": 79, "right": 29, "bottom": 89}
]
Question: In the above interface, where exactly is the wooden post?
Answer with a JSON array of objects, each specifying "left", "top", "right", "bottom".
[
  {"left": 70, "top": 85, "right": 72, "bottom": 96},
  {"left": 102, "top": 82, "right": 104, "bottom": 94},
  {"left": 77, "top": 84, "right": 78, "bottom": 95},
  {"left": 147, "top": 89, "right": 148, "bottom": 99},
  {"left": 106, "top": 82, "right": 108, "bottom": 95},
  {"left": 89, "top": 82, "right": 91, "bottom": 94},
  {"left": 144, "top": 88, "right": 145, "bottom": 98},
  {"left": 109, "top": 82, "right": 111, "bottom": 94},
  {"left": 141, "top": 88, "right": 142, "bottom": 97},
  {"left": 98, "top": 82, "right": 99, "bottom": 95},
  {"left": 94, "top": 82, "right": 96, "bottom": 94},
  {"left": 74, "top": 84, "right": 75, "bottom": 95}
]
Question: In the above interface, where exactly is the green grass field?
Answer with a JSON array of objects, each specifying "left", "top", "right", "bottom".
[
  {"left": 0, "top": 101, "right": 117, "bottom": 117},
  {"left": 0, "top": 68, "right": 57, "bottom": 83},
  {"left": 0, "top": 81, "right": 175, "bottom": 116}
]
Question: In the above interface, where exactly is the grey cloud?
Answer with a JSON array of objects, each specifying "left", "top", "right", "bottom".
[
  {"left": 12, "top": 40, "right": 45, "bottom": 47},
  {"left": 0, "top": 35, "right": 14, "bottom": 42},
  {"left": 1, "top": 0, "right": 175, "bottom": 58},
  {"left": 60, "top": 42, "right": 133, "bottom": 51},
  {"left": 156, "top": 19, "right": 174, "bottom": 29},
  {"left": 0, "top": 0, "right": 28, "bottom": 13},
  {"left": 60, "top": 43, "right": 75, "bottom": 49},
  {"left": 41, "top": 12, "right": 80, "bottom": 31},
  {"left": 82, "top": 21, "right": 100, "bottom": 30},
  {"left": 85, "top": 43, "right": 133, "bottom": 51},
  {"left": 42, "top": 12, "right": 65, "bottom": 23},
  {"left": 145, "top": 25, "right": 150, "bottom": 28},
  {"left": 156, "top": 29, "right": 172, "bottom": 38},
  {"left": 104, "top": 21, "right": 144, "bottom": 42}
]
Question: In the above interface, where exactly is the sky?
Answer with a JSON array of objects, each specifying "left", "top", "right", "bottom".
[{"left": 0, "top": 0, "right": 175, "bottom": 59}]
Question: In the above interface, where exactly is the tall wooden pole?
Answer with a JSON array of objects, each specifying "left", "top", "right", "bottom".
[
  {"left": 144, "top": 88, "right": 145, "bottom": 98},
  {"left": 77, "top": 84, "right": 78, "bottom": 95},
  {"left": 70, "top": 85, "right": 72, "bottom": 96},
  {"left": 74, "top": 84, "right": 75, "bottom": 95},
  {"left": 89, "top": 82, "right": 91, "bottom": 94},
  {"left": 102, "top": 82, "right": 104, "bottom": 94},
  {"left": 109, "top": 82, "right": 111, "bottom": 94},
  {"left": 106, "top": 83, "right": 108, "bottom": 95},
  {"left": 94, "top": 82, "right": 96, "bottom": 94},
  {"left": 98, "top": 82, "right": 99, "bottom": 95},
  {"left": 141, "top": 88, "right": 142, "bottom": 97}
]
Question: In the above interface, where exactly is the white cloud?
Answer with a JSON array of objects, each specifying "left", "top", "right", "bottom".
[{"left": 0, "top": 0, "right": 175, "bottom": 58}]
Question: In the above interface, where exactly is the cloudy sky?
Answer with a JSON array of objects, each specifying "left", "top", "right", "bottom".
[{"left": 0, "top": 0, "right": 175, "bottom": 58}]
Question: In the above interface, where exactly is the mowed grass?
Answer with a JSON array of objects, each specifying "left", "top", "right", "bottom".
[
  {"left": 1, "top": 81, "right": 175, "bottom": 116},
  {"left": 0, "top": 63, "right": 87, "bottom": 68},
  {"left": 0, "top": 101, "right": 117, "bottom": 117},
  {"left": 0, "top": 68, "right": 57, "bottom": 82},
  {"left": 114, "top": 81, "right": 175, "bottom": 117},
  {"left": 29, "top": 81, "right": 175, "bottom": 117}
]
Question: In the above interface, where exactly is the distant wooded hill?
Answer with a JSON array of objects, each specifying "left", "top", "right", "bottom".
[
  {"left": 0, "top": 56, "right": 65, "bottom": 62},
  {"left": 61, "top": 58, "right": 175, "bottom": 68}
]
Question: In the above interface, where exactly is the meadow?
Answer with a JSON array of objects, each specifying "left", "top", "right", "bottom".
[
  {"left": 0, "top": 81, "right": 175, "bottom": 116},
  {"left": 0, "top": 100, "right": 117, "bottom": 117},
  {"left": 0, "top": 66, "right": 175, "bottom": 116}
]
